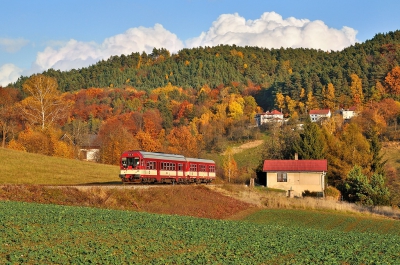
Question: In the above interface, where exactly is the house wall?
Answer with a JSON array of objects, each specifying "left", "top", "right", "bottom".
[
  {"left": 342, "top": 110, "right": 355, "bottom": 120},
  {"left": 80, "top": 148, "right": 99, "bottom": 162},
  {"left": 266, "top": 172, "right": 324, "bottom": 197}
]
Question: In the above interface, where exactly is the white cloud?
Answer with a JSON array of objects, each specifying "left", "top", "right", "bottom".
[
  {"left": 33, "top": 23, "right": 184, "bottom": 72},
  {"left": 0, "top": 38, "right": 30, "bottom": 53},
  {"left": 0, "top": 64, "right": 23, "bottom": 86},
  {"left": 186, "top": 12, "right": 358, "bottom": 51}
]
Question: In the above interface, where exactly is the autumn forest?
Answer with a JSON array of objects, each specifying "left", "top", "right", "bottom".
[{"left": 1, "top": 30, "right": 400, "bottom": 206}]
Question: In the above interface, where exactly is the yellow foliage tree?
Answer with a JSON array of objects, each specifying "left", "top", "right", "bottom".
[
  {"left": 323, "top": 83, "right": 336, "bottom": 110},
  {"left": 275, "top": 92, "right": 285, "bottom": 111},
  {"left": 222, "top": 147, "right": 238, "bottom": 183},
  {"left": 285, "top": 95, "right": 297, "bottom": 116},
  {"left": 228, "top": 95, "right": 244, "bottom": 120},
  {"left": 306, "top": 91, "right": 319, "bottom": 110},
  {"left": 350, "top": 74, "right": 364, "bottom": 106}
]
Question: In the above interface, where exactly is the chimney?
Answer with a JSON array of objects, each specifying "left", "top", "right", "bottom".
[{"left": 295, "top": 153, "right": 298, "bottom": 160}]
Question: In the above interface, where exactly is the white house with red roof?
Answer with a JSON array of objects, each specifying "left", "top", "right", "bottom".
[
  {"left": 309, "top": 109, "right": 331, "bottom": 123},
  {"left": 255, "top": 110, "right": 284, "bottom": 126},
  {"left": 263, "top": 159, "right": 327, "bottom": 197}
]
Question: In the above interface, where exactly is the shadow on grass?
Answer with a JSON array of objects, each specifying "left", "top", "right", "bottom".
[{"left": 79, "top": 181, "right": 123, "bottom": 186}]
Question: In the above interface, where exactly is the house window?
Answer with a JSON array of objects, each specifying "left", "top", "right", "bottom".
[{"left": 277, "top": 172, "right": 287, "bottom": 182}]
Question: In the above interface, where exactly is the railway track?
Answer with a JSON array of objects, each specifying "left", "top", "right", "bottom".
[{"left": 36, "top": 182, "right": 217, "bottom": 190}]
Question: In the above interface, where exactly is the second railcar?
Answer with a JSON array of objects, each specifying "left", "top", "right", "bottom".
[{"left": 119, "top": 150, "right": 216, "bottom": 184}]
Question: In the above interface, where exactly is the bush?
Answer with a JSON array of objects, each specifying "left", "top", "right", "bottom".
[
  {"left": 340, "top": 165, "right": 391, "bottom": 206},
  {"left": 302, "top": 190, "right": 323, "bottom": 198},
  {"left": 325, "top": 186, "right": 341, "bottom": 200}
]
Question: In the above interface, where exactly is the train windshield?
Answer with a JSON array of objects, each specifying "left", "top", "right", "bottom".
[{"left": 121, "top": 157, "right": 140, "bottom": 168}]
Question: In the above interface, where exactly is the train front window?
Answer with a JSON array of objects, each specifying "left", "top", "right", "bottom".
[
  {"left": 125, "top": 157, "right": 140, "bottom": 168},
  {"left": 122, "top": 157, "right": 127, "bottom": 168}
]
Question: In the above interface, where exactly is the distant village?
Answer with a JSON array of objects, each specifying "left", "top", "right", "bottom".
[{"left": 254, "top": 107, "right": 358, "bottom": 126}]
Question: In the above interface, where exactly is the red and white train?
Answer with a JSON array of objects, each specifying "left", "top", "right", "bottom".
[{"left": 119, "top": 150, "right": 216, "bottom": 184}]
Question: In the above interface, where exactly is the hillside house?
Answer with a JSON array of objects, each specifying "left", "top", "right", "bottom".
[
  {"left": 79, "top": 134, "right": 100, "bottom": 162},
  {"left": 255, "top": 110, "right": 284, "bottom": 126},
  {"left": 341, "top": 106, "right": 358, "bottom": 120},
  {"left": 262, "top": 158, "right": 327, "bottom": 197},
  {"left": 309, "top": 109, "right": 331, "bottom": 123}
]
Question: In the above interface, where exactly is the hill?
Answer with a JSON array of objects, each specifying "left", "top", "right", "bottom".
[{"left": 10, "top": 30, "right": 400, "bottom": 111}]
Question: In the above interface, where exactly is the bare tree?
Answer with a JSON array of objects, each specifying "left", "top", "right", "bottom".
[{"left": 19, "top": 74, "right": 71, "bottom": 129}]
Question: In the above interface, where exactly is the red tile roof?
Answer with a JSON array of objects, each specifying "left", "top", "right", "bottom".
[
  {"left": 309, "top": 109, "right": 330, "bottom": 115},
  {"left": 269, "top": 110, "right": 283, "bottom": 115},
  {"left": 263, "top": 160, "right": 327, "bottom": 172}
]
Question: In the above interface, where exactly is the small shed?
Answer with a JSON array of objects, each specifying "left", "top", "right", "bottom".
[
  {"left": 263, "top": 159, "right": 327, "bottom": 197},
  {"left": 79, "top": 134, "right": 100, "bottom": 162}
]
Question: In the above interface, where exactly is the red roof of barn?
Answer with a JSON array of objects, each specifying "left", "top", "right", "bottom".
[
  {"left": 309, "top": 109, "right": 330, "bottom": 115},
  {"left": 263, "top": 160, "right": 327, "bottom": 172}
]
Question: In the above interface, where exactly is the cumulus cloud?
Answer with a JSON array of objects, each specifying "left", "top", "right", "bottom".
[
  {"left": 0, "top": 64, "right": 23, "bottom": 86},
  {"left": 186, "top": 12, "right": 358, "bottom": 51},
  {"left": 33, "top": 23, "right": 184, "bottom": 72},
  {"left": 0, "top": 37, "right": 30, "bottom": 53}
]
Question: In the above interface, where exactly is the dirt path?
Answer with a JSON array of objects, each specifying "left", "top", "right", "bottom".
[{"left": 229, "top": 140, "right": 264, "bottom": 154}]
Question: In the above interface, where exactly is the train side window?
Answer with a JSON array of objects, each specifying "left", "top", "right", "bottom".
[
  {"left": 178, "top": 163, "right": 183, "bottom": 171},
  {"left": 147, "top": 161, "right": 155, "bottom": 170},
  {"left": 209, "top": 165, "right": 215, "bottom": 172},
  {"left": 190, "top": 164, "right": 197, "bottom": 171}
]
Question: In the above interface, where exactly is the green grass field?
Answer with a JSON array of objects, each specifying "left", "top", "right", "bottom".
[
  {"left": 1, "top": 201, "right": 399, "bottom": 264},
  {"left": 0, "top": 148, "right": 119, "bottom": 185}
]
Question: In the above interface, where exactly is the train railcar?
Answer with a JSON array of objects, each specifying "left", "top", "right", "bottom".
[{"left": 119, "top": 150, "right": 216, "bottom": 184}]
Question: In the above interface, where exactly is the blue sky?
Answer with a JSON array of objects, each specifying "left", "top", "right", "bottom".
[{"left": 1, "top": 0, "right": 400, "bottom": 86}]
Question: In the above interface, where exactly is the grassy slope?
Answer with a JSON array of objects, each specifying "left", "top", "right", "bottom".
[
  {"left": 383, "top": 142, "right": 400, "bottom": 173},
  {"left": 0, "top": 148, "right": 119, "bottom": 185}
]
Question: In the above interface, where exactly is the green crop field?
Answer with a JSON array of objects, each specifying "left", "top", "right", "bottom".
[
  {"left": 1, "top": 201, "right": 399, "bottom": 264},
  {"left": 243, "top": 209, "right": 400, "bottom": 235}
]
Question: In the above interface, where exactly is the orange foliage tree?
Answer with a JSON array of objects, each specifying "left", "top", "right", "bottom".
[
  {"left": 136, "top": 130, "right": 162, "bottom": 152},
  {"left": 8, "top": 126, "right": 74, "bottom": 158},
  {"left": 0, "top": 87, "right": 20, "bottom": 147},
  {"left": 166, "top": 126, "right": 202, "bottom": 157},
  {"left": 97, "top": 118, "right": 139, "bottom": 165},
  {"left": 385, "top": 66, "right": 400, "bottom": 96}
]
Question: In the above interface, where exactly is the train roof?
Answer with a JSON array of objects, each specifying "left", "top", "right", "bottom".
[
  {"left": 122, "top": 150, "right": 215, "bottom": 163},
  {"left": 123, "top": 150, "right": 186, "bottom": 161},
  {"left": 185, "top": 157, "right": 215, "bottom": 164}
]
